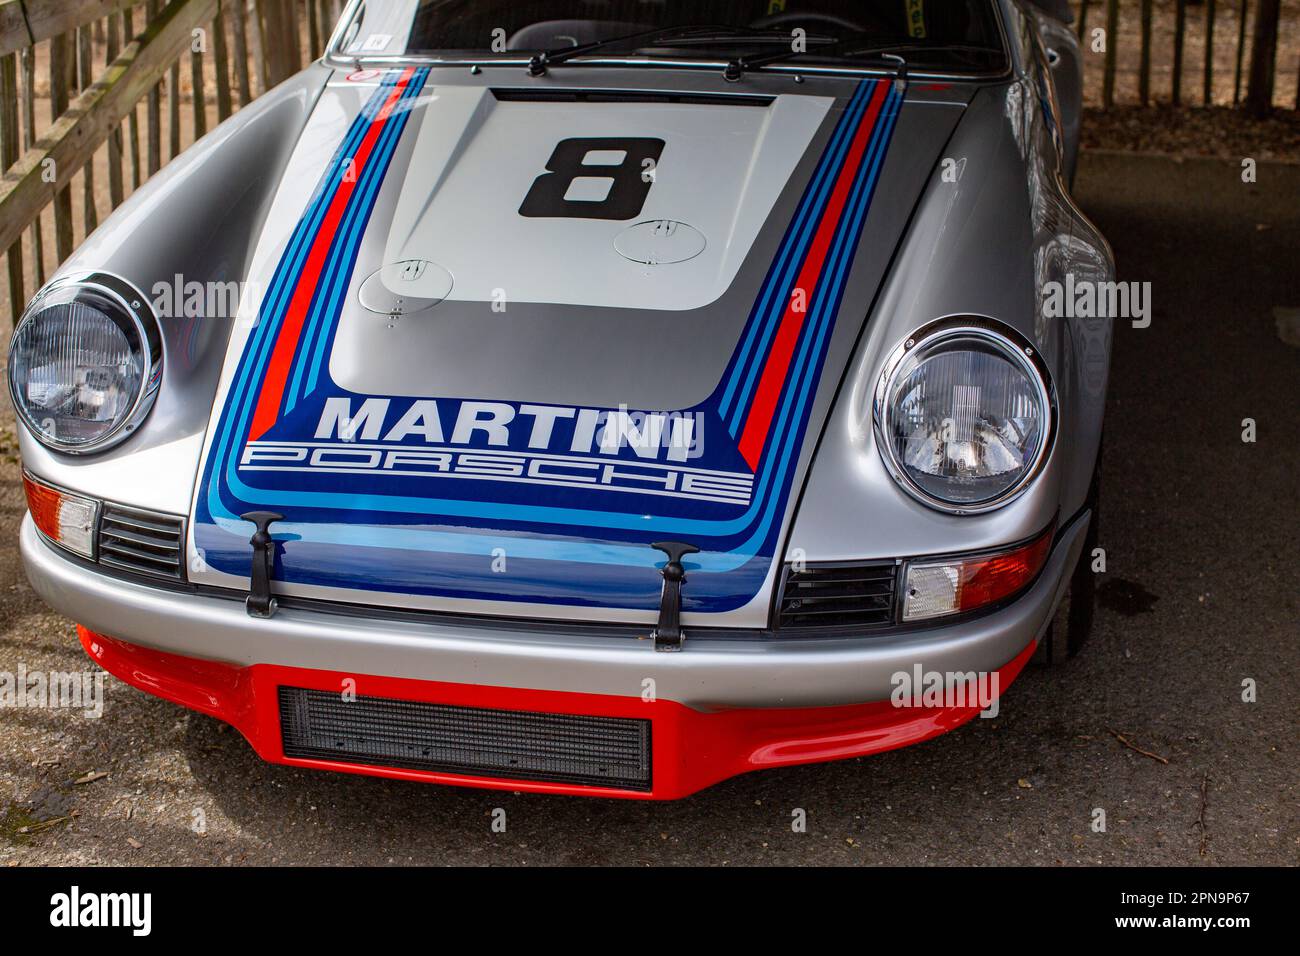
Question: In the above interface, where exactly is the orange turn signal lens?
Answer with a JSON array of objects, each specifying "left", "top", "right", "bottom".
[
  {"left": 903, "top": 528, "right": 1054, "bottom": 622},
  {"left": 23, "top": 472, "right": 98, "bottom": 558}
]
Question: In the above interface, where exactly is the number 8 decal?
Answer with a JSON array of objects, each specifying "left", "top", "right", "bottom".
[{"left": 519, "top": 137, "right": 665, "bottom": 220}]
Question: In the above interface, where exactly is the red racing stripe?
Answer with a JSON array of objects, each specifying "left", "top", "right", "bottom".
[
  {"left": 736, "top": 82, "right": 888, "bottom": 470},
  {"left": 249, "top": 68, "right": 415, "bottom": 442}
]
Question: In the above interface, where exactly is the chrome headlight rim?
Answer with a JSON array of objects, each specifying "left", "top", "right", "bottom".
[
  {"left": 872, "top": 316, "right": 1056, "bottom": 516},
  {"left": 8, "top": 272, "right": 163, "bottom": 455}
]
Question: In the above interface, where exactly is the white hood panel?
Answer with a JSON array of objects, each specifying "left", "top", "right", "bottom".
[{"left": 381, "top": 86, "right": 831, "bottom": 311}]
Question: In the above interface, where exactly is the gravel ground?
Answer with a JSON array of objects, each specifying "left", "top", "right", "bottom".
[
  {"left": 1082, "top": 106, "right": 1300, "bottom": 161},
  {"left": 0, "top": 150, "right": 1296, "bottom": 867}
]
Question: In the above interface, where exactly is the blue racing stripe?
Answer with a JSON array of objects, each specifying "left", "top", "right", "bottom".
[
  {"left": 280, "top": 81, "right": 399, "bottom": 411},
  {"left": 724, "top": 79, "right": 876, "bottom": 436},
  {"left": 717, "top": 80, "right": 872, "bottom": 425},
  {"left": 287, "top": 71, "right": 429, "bottom": 409}
]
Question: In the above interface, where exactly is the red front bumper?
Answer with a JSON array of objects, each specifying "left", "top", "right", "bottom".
[{"left": 80, "top": 626, "right": 1036, "bottom": 799}]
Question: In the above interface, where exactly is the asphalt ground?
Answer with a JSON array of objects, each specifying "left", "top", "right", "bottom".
[{"left": 0, "top": 150, "right": 1295, "bottom": 866}]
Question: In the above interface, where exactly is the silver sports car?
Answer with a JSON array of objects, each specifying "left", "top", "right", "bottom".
[{"left": 10, "top": 0, "right": 1112, "bottom": 798}]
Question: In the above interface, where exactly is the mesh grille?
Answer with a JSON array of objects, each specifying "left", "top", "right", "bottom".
[
  {"left": 97, "top": 504, "right": 186, "bottom": 581},
  {"left": 278, "top": 687, "right": 652, "bottom": 792},
  {"left": 778, "top": 561, "right": 898, "bottom": 630}
]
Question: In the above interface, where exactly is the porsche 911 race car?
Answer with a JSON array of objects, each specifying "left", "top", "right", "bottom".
[{"left": 11, "top": 0, "right": 1113, "bottom": 798}]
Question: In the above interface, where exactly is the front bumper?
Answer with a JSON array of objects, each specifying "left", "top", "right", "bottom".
[{"left": 23, "top": 513, "right": 1088, "bottom": 797}]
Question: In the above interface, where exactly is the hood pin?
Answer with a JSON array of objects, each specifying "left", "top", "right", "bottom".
[
  {"left": 650, "top": 541, "right": 700, "bottom": 652},
  {"left": 241, "top": 511, "right": 284, "bottom": 618}
]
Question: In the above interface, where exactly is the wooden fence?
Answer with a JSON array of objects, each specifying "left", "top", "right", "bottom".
[
  {"left": 0, "top": 0, "right": 340, "bottom": 328},
  {"left": 1076, "top": 0, "right": 1299, "bottom": 109},
  {"left": 0, "top": 0, "right": 1297, "bottom": 330}
]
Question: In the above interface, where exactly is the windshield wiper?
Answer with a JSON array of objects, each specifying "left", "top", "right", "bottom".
[
  {"left": 526, "top": 24, "right": 813, "bottom": 76},
  {"left": 724, "top": 37, "right": 1000, "bottom": 81}
]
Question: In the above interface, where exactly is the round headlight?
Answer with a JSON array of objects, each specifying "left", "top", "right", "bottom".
[
  {"left": 873, "top": 319, "right": 1054, "bottom": 514},
  {"left": 8, "top": 275, "right": 161, "bottom": 453}
]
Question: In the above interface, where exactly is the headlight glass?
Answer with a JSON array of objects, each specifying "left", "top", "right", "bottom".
[
  {"left": 8, "top": 279, "right": 159, "bottom": 452},
  {"left": 875, "top": 322, "right": 1053, "bottom": 513}
]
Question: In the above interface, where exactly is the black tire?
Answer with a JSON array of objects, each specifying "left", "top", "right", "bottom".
[
  {"left": 1037, "top": 443, "right": 1102, "bottom": 666},
  {"left": 1064, "top": 487, "right": 1099, "bottom": 658}
]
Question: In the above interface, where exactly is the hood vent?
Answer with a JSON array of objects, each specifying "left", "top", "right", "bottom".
[
  {"left": 492, "top": 88, "right": 773, "bottom": 107},
  {"left": 777, "top": 561, "right": 898, "bottom": 630},
  {"left": 97, "top": 504, "right": 186, "bottom": 581}
]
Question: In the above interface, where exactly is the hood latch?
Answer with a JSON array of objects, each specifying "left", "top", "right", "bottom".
[
  {"left": 241, "top": 511, "right": 284, "bottom": 619},
  {"left": 651, "top": 541, "right": 699, "bottom": 652}
]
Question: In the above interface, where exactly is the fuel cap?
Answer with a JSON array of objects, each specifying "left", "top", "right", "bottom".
[
  {"left": 358, "top": 259, "right": 454, "bottom": 316},
  {"left": 614, "top": 220, "right": 706, "bottom": 265}
]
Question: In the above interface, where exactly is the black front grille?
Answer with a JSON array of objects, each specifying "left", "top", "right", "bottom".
[
  {"left": 97, "top": 504, "right": 186, "bottom": 581},
  {"left": 278, "top": 687, "right": 652, "bottom": 792},
  {"left": 777, "top": 561, "right": 898, "bottom": 630}
]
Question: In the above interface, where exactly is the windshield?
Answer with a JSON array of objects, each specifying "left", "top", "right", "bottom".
[{"left": 335, "top": 1, "right": 1007, "bottom": 73}]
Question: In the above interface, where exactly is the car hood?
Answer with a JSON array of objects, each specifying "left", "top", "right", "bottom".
[{"left": 188, "top": 68, "right": 968, "bottom": 625}]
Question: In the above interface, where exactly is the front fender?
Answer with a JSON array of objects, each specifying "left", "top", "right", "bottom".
[
  {"left": 15, "top": 65, "right": 331, "bottom": 512},
  {"left": 787, "top": 78, "right": 1113, "bottom": 563}
]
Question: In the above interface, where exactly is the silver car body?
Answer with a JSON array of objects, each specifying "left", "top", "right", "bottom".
[{"left": 18, "top": 0, "right": 1112, "bottom": 710}]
